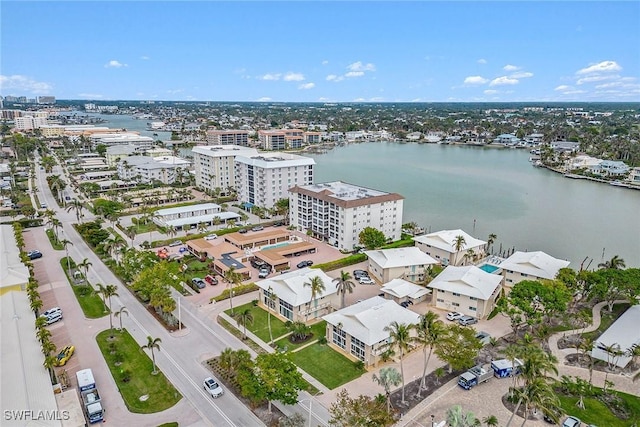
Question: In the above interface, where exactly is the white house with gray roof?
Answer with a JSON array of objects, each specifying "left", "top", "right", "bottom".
[
  {"left": 256, "top": 268, "right": 338, "bottom": 323},
  {"left": 413, "top": 229, "right": 487, "bottom": 266},
  {"left": 500, "top": 251, "right": 570, "bottom": 290},
  {"left": 429, "top": 265, "right": 502, "bottom": 318},
  {"left": 364, "top": 247, "right": 437, "bottom": 283},
  {"left": 323, "top": 296, "right": 420, "bottom": 366}
]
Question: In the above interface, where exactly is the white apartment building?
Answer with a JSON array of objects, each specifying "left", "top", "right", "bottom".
[
  {"left": 289, "top": 181, "right": 404, "bottom": 250},
  {"left": 206, "top": 129, "right": 250, "bottom": 146},
  {"left": 14, "top": 115, "right": 48, "bottom": 130},
  {"left": 413, "top": 229, "right": 487, "bottom": 266},
  {"left": 192, "top": 145, "right": 259, "bottom": 195},
  {"left": 258, "top": 129, "right": 304, "bottom": 150},
  {"left": 500, "top": 251, "right": 570, "bottom": 290},
  {"left": 235, "top": 152, "right": 315, "bottom": 209},
  {"left": 90, "top": 133, "right": 155, "bottom": 150},
  {"left": 117, "top": 155, "right": 190, "bottom": 185}
]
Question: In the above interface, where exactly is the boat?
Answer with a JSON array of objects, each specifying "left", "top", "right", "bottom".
[{"left": 610, "top": 181, "right": 630, "bottom": 188}]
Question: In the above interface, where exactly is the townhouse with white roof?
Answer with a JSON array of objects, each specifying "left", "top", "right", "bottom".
[
  {"left": 256, "top": 268, "right": 338, "bottom": 323},
  {"left": 380, "top": 278, "right": 431, "bottom": 305},
  {"left": 289, "top": 181, "right": 404, "bottom": 251},
  {"left": 323, "top": 296, "right": 420, "bottom": 367},
  {"left": 192, "top": 145, "right": 259, "bottom": 195},
  {"left": 428, "top": 265, "right": 502, "bottom": 318},
  {"left": 116, "top": 155, "right": 190, "bottom": 185},
  {"left": 234, "top": 152, "right": 314, "bottom": 210},
  {"left": 499, "top": 251, "right": 570, "bottom": 289},
  {"left": 364, "top": 247, "right": 438, "bottom": 283},
  {"left": 413, "top": 229, "right": 487, "bottom": 266}
]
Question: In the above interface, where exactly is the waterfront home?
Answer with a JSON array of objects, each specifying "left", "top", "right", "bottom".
[
  {"left": 380, "top": 278, "right": 431, "bottom": 305},
  {"left": 589, "top": 160, "right": 630, "bottom": 177},
  {"left": 591, "top": 305, "right": 640, "bottom": 369},
  {"left": 566, "top": 155, "right": 602, "bottom": 171},
  {"left": 493, "top": 134, "right": 520, "bottom": 146},
  {"left": 629, "top": 167, "right": 640, "bottom": 184},
  {"left": 364, "top": 247, "right": 438, "bottom": 283},
  {"left": 550, "top": 141, "right": 580, "bottom": 153},
  {"left": 152, "top": 203, "right": 240, "bottom": 230},
  {"left": 428, "top": 265, "right": 502, "bottom": 319},
  {"left": 499, "top": 251, "right": 570, "bottom": 289},
  {"left": 256, "top": 268, "right": 338, "bottom": 323},
  {"left": 323, "top": 296, "right": 420, "bottom": 367},
  {"left": 413, "top": 229, "right": 487, "bottom": 266}
]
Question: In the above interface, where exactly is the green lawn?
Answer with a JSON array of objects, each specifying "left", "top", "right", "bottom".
[
  {"left": 45, "top": 229, "right": 64, "bottom": 250},
  {"left": 558, "top": 390, "right": 640, "bottom": 427},
  {"left": 96, "top": 329, "right": 181, "bottom": 413},
  {"left": 290, "top": 344, "right": 365, "bottom": 389},
  {"left": 225, "top": 302, "right": 289, "bottom": 343},
  {"left": 71, "top": 284, "right": 108, "bottom": 319},
  {"left": 275, "top": 321, "right": 327, "bottom": 352}
]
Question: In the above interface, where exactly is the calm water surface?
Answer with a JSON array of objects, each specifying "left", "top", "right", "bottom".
[{"left": 308, "top": 142, "right": 640, "bottom": 268}]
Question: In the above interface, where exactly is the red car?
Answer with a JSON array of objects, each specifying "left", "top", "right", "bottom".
[{"left": 205, "top": 275, "right": 218, "bottom": 285}]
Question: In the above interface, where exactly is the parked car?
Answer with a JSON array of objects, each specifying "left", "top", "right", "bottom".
[
  {"left": 40, "top": 203, "right": 47, "bottom": 209},
  {"left": 191, "top": 278, "right": 206, "bottom": 289},
  {"left": 562, "top": 417, "right": 582, "bottom": 427},
  {"left": 203, "top": 377, "right": 224, "bottom": 398},
  {"left": 272, "top": 221, "right": 284, "bottom": 227},
  {"left": 446, "top": 311, "right": 464, "bottom": 321},
  {"left": 258, "top": 267, "right": 270, "bottom": 279},
  {"left": 358, "top": 276, "right": 375, "bottom": 285},
  {"left": 238, "top": 228, "right": 248, "bottom": 234},
  {"left": 251, "top": 225, "right": 264, "bottom": 232},
  {"left": 41, "top": 312, "right": 63, "bottom": 325},
  {"left": 296, "top": 260, "right": 313, "bottom": 268},
  {"left": 204, "top": 233, "right": 217, "bottom": 240},
  {"left": 353, "top": 269, "right": 368, "bottom": 279},
  {"left": 204, "top": 275, "right": 218, "bottom": 285},
  {"left": 458, "top": 315, "right": 478, "bottom": 326},
  {"left": 42, "top": 307, "right": 62, "bottom": 318},
  {"left": 169, "top": 240, "right": 182, "bottom": 247},
  {"left": 475, "top": 331, "right": 491, "bottom": 345},
  {"left": 251, "top": 259, "right": 266, "bottom": 269},
  {"left": 400, "top": 301, "right": 412, "bottom": 308},
  {"left": 27, "top": 250, "right": 43, "bottom": 260},
  {"left": 54, "top": 345, "right": 75, "bottom": 366}
]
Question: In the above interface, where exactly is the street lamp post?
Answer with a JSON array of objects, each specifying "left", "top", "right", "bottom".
[
  {"left": 431, "top": 414, "right": 435, "bottom": 427},
  {"left": 299, "top": 391, "right": 321, "bottom": 427}
]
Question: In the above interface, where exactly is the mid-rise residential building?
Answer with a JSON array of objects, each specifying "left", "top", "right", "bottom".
[
  {"left": 14, "top": 115, "right": 48, "bottom": 130},
  {"left": 413, "top": 229, "right": 487, "bottom": 266},
  {"left": 258, "top": 129, "right": 304, "bottom": 150},
  {"left": 206, "top": 129, "right": 250, "bottom": 146},
  {"left": 90, "top": 133, "right": 155, "bottom": 150},
  {"left": 289, "top": 181, "right": 404, "bottom": 250},
  {"left": 235, "top": 152, "right": 314, "bottom": 209},
  {"left": 192, "top": 145, "right": 259, "bottom": 195},
  {"left": 105, "top": 145, "right": 142, "bottom": 166},
  {"left": 153, "top": 203, "right": 240, "bottom": 231},
  {"left": 116, "top": 155, "right": 190, "bottom": 184}
]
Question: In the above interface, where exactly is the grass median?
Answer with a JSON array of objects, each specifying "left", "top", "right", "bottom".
[
  {"left": 96, "top": 329, "right": 181, "bottom": 413},
  {"left": 60, "top": 257, "right": 107, "bottom": 319}
]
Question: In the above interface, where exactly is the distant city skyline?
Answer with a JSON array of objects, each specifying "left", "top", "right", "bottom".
[{"left": 1, "top": 1, "right": 639, "bottom": 103}]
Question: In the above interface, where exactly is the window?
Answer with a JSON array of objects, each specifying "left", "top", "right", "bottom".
[
  {"left": 452, "top": 302, "right": 460, "bottom": 307},
  {"left": 469, "top": 306, "right": 477, "bottom": 311},
  {"left": 437, "top": 298, "right": 445, "bottom": 303},
  {"left": 279, "top": 300, "right": 293, "bottom": 321},
  {"left": 469, "top": 296, "right": 477, "bottom": 301},
  {"left": 452, "top": 292, "right": 461, "bottom": 297},
  {"left": 350, "top": 336, "right": 365, "bottom": 361},
  {"left": 332, "top": 326, "right": 346, "bottom": 349}
]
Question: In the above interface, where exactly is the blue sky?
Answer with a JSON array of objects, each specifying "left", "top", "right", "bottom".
[{"left": 2, "top": 1, "right": 639, "bottom": 102}]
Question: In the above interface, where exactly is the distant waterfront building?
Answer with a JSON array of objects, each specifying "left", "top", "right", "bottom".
[
  {"left": 235, "top": 152, "right": 314, "bottom": 210},
  {"left": 258, "top": 129, "right": 305, "bottom": 150},
  {"left": 192, "top": 145, "right": 259, "bottom": 195},
  {"left": 37, "top": 96, "right": 56, "bottom": 104},
  {"left": 589, "top": 160, "right": 630, "bottom": 177},
  {"left": 493, "top": 134, "right": 521, "bottom": 145},
  {"left": 289, "top": 181, "right": 404, "bottom": 250},
  {"left": 90, "top": 133, "right": 155, "bottom": 150},
  {"left": 206, "top": 129, "right": 250, "bottom": 146},
  {"left": 413, "top": 229, "right": 487, "bottom": 266},
  {"left": 116, "top": 155, "right": 190, "bottom": 184},
  {"left": 14, "top": 112, "right": 48, "bottom": 130}
]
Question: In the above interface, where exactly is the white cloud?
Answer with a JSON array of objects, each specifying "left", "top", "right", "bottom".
[
  {"left": 259, "top": 73, "right": 281, "bottom": 81},
  {"left": 576, "top": 60, "right": 621, "bottom": 75},
  {"left": 345, "top": 71, "right": 365, "bottom": 78},
  {"left": 503, "top": 64, "right": 520, "bottom": 71},
  {"left": 490, "top": 76, "right": 519, "bottom": 86},
  {"left": 510, "top": 71, "right": 533, "bottom": 79},
  {"left": 77, "top": 93, "right": 103, "bottom": 99},
  {"left": 0, "top": 74, "right": 53, "bottom": 94},
  {"left": 560, "top": 90, "right": 586, "bottom": 95},
  {"left": 463, "top": 76, "right": 489, "bottom": 85},
  {"left": 322, "top": 60, "right": 329, "bottom": 65},
  {"left": 347, "top": 61, "right": 376, "bottom": 72},
  {"left": 576, "top": 74, "right": 618, "bottom": 85},
  {"left": 105, "top": 60, "right": 127, "bottom": 68},
  {"left": 298, "top": 82, "right": 315, "bottom": 90},
  {"left": 256, "top": 97, "right": 271, "bottom": 102},
  {"left": 326, "top": 74, "right": 344, "bottom": 82},
  {"left": 166, "top": 89, "right": 183, "bottom": 94},
  {"left": 477, "top": 58, "right": 487, "bottom": 64},
  {"left": 353, "top": 97, "right": 366, "bottom": 102},
  {"left": 483, "top": 89, "right": 498, "bottom": 95},
  {"left": 283, "top": 72, "right": 305, "bottom": 82},
  {"left": 554, "top": 85, "right": 573, "bottom": 91},
  {"left": 140, "top": 56, "right": 150, "bottom": 60}
]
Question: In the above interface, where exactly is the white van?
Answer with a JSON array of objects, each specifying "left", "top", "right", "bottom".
[
  {"left": 42, "top": 307, "right": 62, "bottom": 318},
  {"left": 41, "top": 312, "right": 63, "bottom": 325}
]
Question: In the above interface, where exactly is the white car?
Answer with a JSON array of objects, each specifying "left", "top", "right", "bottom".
[
  {"left": 358, "top": 276, "right": 375, "bottom": 285},
  {"left": 204, "top": 233, "right": 218, "bottom": 240},
  {"left": 446, "top": 312, "right": 463, "bottom": 321},
  {"left": 204, "top": 377, "right": 224, "bottom": 398}
]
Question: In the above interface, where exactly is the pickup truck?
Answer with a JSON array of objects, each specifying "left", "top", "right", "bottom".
[{"left": 458, "top": 364, "right": 493, "bottom": 390}]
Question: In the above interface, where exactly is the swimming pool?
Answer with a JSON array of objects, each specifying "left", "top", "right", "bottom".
[
  {"left": 262, "top": 242, "right": 290, "bottom": 250},
  {"left": 479, "top": 264, "right": 500, "bottom": 273}
]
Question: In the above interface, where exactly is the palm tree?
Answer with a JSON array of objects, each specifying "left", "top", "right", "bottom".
[
  {"left": 303, "top": 275, "right": 326, "bottom": 320},
  {"left": 77, "top": 258, "right": 92, "bottom": 279},
  {"left": 452, "top": 234, "right": 466, "bottom": 266},
  {"left": 60, "top": 239, "right": 73, "bottom": 274},
  {"left": 372, "top": 366, "right": 402, "bottom": 413},
  {"left": 30, "top": 295, "right": 43, "bottom": 315},
  {"left": 384, "top": 321, "right": 413, "bottom": 404},
  {"left": 66, "top": 199, "right": 85, "bottom": 223},
  {"left": 598, "top": 255, "right": 626, "bottom": 270},
  {"left": 446, "top": 405, "right": 480, "bottom": 427},
  {"left": 223, "top": 266, "right": 242, "bottom": 315},
  {"left": 486, "top": 233, "right": 497, "bottom": 255},
  {"left": 114, "top": 306, "right": 128, "bottom": 330},
  {"left": 103, "top": 284, "right": 119, "bottom": 333},
  {"left": 266, "top": 286, "right": 277, "bottom": 344},
  {"left": 333, "top": 270, "right": 355, "bottom": 309},
  {"left": 141, "top": 336, "right": 162, "bottom": 374},
  {"left": 413, "top": 311, "right": 445, "bottom": 397},
  {"left": 234, "top": 308, "right": 254, "bottom": 340},
  {"left": 483, "top": 415, "right": 499, "bottom": 427}
]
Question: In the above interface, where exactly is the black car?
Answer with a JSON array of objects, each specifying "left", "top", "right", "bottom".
[
  {"left": 238, "top": 228, "right": 248, "bottom": 234},
  {"left": 273, "top": 221, "right": 284, "bottom": 227},
  {"left": 353, "top": 269, "right": 368, "bottom": 279},
  {"left": 27, "top": 250, "right": 43, "bottom": 260},
  {"left": 251, "top": 259, "right": 266, "bottom": 269},
  {"left": 296, "top": 260, "right": 313, "bottom": 268}
]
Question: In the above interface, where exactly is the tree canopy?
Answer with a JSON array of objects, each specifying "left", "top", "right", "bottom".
[{"left": 358, "top": 227, "right": 387, "bottom": 250}]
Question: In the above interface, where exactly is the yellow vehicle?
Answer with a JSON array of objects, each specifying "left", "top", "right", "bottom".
[{"left": 54, "top": 345, "right": 75, "bottom": 366}]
